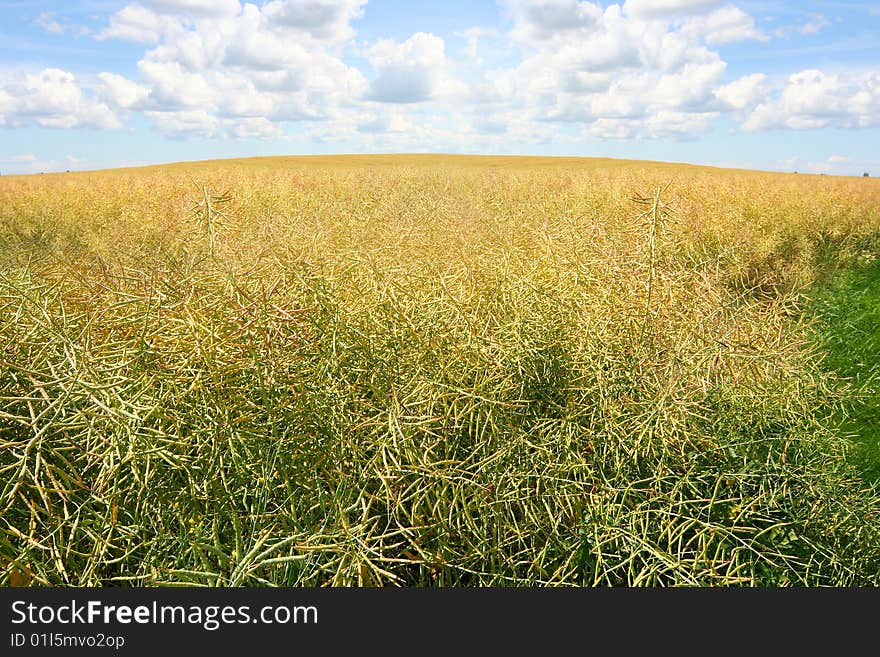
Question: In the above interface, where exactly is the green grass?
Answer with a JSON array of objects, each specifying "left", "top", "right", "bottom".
[{"left": 810, "top": 256, "right": 880, "bottom": 482}]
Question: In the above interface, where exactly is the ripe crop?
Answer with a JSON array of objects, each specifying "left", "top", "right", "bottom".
[{"left": 1, "top": 154, "right": 879, "bottom": 585}]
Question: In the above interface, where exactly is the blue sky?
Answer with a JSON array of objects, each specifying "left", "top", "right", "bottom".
[{"left": 1, "top": 0, "right": 878, "bottom": 175}]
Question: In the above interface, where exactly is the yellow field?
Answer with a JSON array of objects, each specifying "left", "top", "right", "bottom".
[{"left": 1, "top": 155, "right": 879, "bottom": 585}]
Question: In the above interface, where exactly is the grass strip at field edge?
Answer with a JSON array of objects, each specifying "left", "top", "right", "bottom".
[{"left": 808, "top": 256, "right": 880, "bottom": 482}]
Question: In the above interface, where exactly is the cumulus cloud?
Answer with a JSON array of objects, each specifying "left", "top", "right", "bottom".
[
  {"left": 98, "top": 72, "right": 151, "bottom": 109},
  {"left": 228, "top": 116, "right": 283, "bottom": 139},
  {"left": 0, "top": 69, "right": 120, "bottom": 130},
  {"left": 682, "top": 6, "right": 767, "bottom": 45},
  {"left": 476, "top": 2, "right": 759, "bottom": 140},
  {"left": 505, "top": 0, "right": 603, "bottom": 41},
  {"left": 623, "top": 0, "right": 722, "bottom": 20},
  {"left": 91, "top": 0, "right": 369, "bottom": 138},
  {"left": 365, "top": 33, "right": 463, "bottom": 103},
  {"left": 743, "top": 69, "right": 880, "bottom": 131},
  {"left": 143, "top": 0, "right": 242, "bottom": 17},
  {"left": 136, "top": 60, "right": 216, "bottom": 108},
  {"left": 713, "top": 72, "right": 766, "bottom": 110},
  {"left": 261, "top": 0, "right": 366, "bottom": 42},
  {"left": 144, "top": 109, "right": 282, "bottom": 139},
  {"left": 357, "top": 110, "right": 416, "bottom": 134},
  {"left": 97, "top": 5, "right": 179, "bottom": 43},
  {"left": 0, "top": 88, "right": 13, "bottom": 125},
  {"left": 144, "top": 108, "right": 218, "bottom": 138},
  {"left": 585, "top": 110, "right": 717, "bottom": 139},
  {"left": 10, "top": 0, "right": 877, "bottom": 149}
]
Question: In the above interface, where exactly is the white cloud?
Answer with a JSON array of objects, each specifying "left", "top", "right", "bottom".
[
  {"left": 586, "top": 111, "right": 716, "bottom": 139},
  {"left": 261, "top": 0, "right": 366, "bottom": 42},
  {"left": 552, "top": 25, "right": 640, "bottom": 71},
  {"left": 585, "top": 118, "right": 635, "bottom": 139},
  {"left": 99, "top": 72, "right": 151, "bottom": 109},
  {"left": 365, "top": 33, "right": 463, "bottom": 103},
  {"left": 357, "top": 110, "right": 415, "bottom": 134},
  {"left": 505, "top": 0, "right": 603, "bottom": 41},
  {"left": 97, "top": 5, "right": 178, "bottom": 43},
  {"left": 221, "top": 4, "right": 359, "bottom": 72},
  {"left": 1, "top": 68, "right": 120, "bottom": 130},
  {"left": 470, "top": 2, "right": 875, "bottom": 142},
  {"left": 144, "top": 109, "right": 219, "bottom": 138},
  {"left": 623, "top": 0, "right": 722, "bottom": 20},
  {"left": 90, "top": 0, "right": 370, "bottom": 138},
  {"left": 143, "top": 0, "right": 242, "bottom": 17},
  {"left": 471, "top": 116, "right": 508, "bottom": 134},
  {"left": 682, "top": 6, "right": 767, "bottom": 45},
  {"left": 743, "top": 69, "right": 880, "bottom": 131},
  {"left": 11, "top": 0, "right": 876, "bottom": 149},
  {"left": 305, "top": 107, "right": 550, "bottom": 153},
  {"left": 713, "top": 72, "right": 766, "bottom": 110},
  {"left": 644, "top": 110, "right": 717, "bottom": 137},
  {"left": 9, "top": 154, "right": 38, "bottom": 162},
  {"left": 458, "top": 27, "right": 498, "bottom": 60},
  {"left": 0, "top": 88, "right": 13, "bottom": 125},
  {"left": 828, "top": 154, "right": 850, "bottom": 163},
  {"left": 650, "top": 57, "right": 728, "bottom": 109},
  {"left": 477, "top": 2, "right": 746, "bottom": 140},
  {"left": 136, "top": 60, "right": 217, "bottom": 108},
  {"left": 228, "top": 117, "right": 283, "bottom": 139}
]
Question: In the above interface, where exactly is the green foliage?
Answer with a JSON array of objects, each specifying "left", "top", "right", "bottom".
[{"left": 809, "top": 256, "right": 880, "bottom": 482}]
